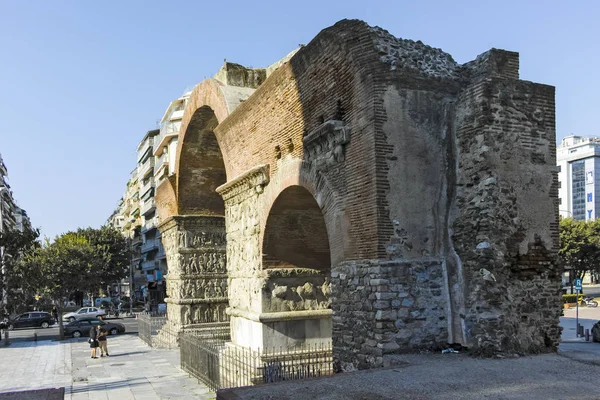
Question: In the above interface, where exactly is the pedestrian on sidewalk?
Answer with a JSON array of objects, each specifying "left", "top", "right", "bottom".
[
  {"left": 89, "top": 325, "right": 99, "bottom": 359},
  {"left": 97, "top": 324, "right": 109, "bottom": 357},
  {"left": 51, "top": 306, "right": 58, "bottom": 324}
]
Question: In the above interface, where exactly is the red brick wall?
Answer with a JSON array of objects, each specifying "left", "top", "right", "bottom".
[{"left": 262, "top": 186, "right": 331, "bottom": 271}]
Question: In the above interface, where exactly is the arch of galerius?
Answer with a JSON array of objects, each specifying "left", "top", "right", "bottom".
[{"left": 155, "top": 19, "right": 561, "bottom": 372}]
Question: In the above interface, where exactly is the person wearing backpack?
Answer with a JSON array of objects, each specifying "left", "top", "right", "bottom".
[{"left": 89, "top": 325, "right": 99, "bottom": 359}]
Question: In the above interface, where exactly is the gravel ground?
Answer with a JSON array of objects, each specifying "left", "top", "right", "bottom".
[{"left": 218, "top": 352, "right": 600, "bottom": 400}]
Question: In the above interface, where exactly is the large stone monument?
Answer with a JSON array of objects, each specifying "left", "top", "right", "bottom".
[{"left": 156, "top": 19, "right": 561, "bottom": 374}]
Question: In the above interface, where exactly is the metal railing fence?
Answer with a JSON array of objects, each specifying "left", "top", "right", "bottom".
[
  {"left": 179, "top": 330, "right": 333, "bottom": 391},
  {"left": 137, "top": 312, "right": 168, "bottom": 347}
]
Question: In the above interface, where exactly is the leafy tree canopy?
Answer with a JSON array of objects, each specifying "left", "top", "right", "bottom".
[
  {"left": 12, "top": 227, "right": 128, "bottom": 338},
  {"left": 559, "top": 217, "right": 600, "bottom": 280}
]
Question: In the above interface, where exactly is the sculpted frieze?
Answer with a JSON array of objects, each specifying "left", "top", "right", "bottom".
[
  {"left": 180, "top": 252, "right": 227, "bottom": 275},
  {"left": 303, "top": 120, "right": 350, "bottom": 171},
  {"left": 177, "top": 230, "right": 227, "bottom": 249},
  {"left": 168, "top": 278, "right": 228, "bottom": 300},
  {"left": 180, "top": 303, "right": 230, "bottom": 325}
]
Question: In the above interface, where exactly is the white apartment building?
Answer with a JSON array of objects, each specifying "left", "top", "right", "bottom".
[
  {"left": 0, "top": 153, "right": 32, "bottom": 312},
  {"left": 108, "top": 90, "right": 190, "bottom": 307},
  {"left": 153, "top": 91, "right": 191, "bottom": 186},
  {"left": 557, "top": 135, "right": 600, "bottom": 220},
  {"left": 0, "top": 155, "right": 17, "bottom": 233}
]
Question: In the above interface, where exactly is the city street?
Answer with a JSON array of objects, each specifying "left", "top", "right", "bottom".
[{"left": 4, "top": 317, "right": 139, "bottom": 342}]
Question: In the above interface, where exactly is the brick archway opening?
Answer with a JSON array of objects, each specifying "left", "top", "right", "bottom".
[
  {"left": 177, "top": 106, "right": 226, "bottom": 216},
  {"left": 262, "top": 186, "right": 331, "bottom": 271}
]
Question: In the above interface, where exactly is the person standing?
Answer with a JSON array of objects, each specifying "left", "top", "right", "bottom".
[
  {"left": 89, "top": 325, "right": 99, "bottom": 359},
  {"left": 97, "top": 324, "right": 109, "bottom": 357},
  {"left": 51, "top": 306, "right": 58, "bottom": 324}
]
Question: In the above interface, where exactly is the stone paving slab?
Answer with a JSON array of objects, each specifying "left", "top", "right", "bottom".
[
  {"left": 0, "top": 334, "right": 214, "bottom": 399},
  {"left": 0, "top": 340, "right": 71, "bottom": 395},
  {"left": 66, "top": 335, "right": 214, "bottom": 399}
]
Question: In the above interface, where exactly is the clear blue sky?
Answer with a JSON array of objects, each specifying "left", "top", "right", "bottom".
[{"left": 0, "top": 0, "right": 597, "bottom": 239}]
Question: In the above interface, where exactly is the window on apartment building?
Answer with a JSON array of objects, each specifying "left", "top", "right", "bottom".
[
  {"left": 558, "top": 180, "right": 561, "bottom": 188},
  {"left": 559, "top": 198, "right": 562, "bottom": 205},
  {"left": 558, "top": 165, "right": 561, "bottom": 173}
]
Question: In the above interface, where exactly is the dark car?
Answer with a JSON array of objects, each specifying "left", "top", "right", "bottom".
[
  {"left": 63, "top": 318, "right": 125, "bottom": 338},
  {"left": 6, "top": 312, "right": 55, "bottom": 330}
]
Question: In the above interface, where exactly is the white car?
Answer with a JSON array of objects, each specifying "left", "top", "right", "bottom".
[{"left": 62, "top": 307, "right": 106, "bottom": 322}]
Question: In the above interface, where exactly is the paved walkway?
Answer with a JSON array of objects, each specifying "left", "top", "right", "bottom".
[
  {"left": 560, "top": 305, "right": 599, "bottom": 342},
  {"left": 0, "top": 335, "right": 213, "bottom": 400},
  {"left": 0, "top": 339, "right": 71, "bottom": 394}
]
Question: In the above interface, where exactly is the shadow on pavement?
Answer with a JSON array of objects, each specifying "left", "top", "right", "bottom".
[
  {"left": 0, "top": 388, "right": 64, "bottom": 399},
  {"left": 102, "top": 350, "right": 149, "bottom": 357},
  {"left": 66, "top": 378, "right": 149, "bottom": 394}
]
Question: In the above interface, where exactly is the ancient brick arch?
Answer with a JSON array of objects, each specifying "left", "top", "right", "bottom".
[
  {"left": 159, "top": 19, "right": 560, "bottom": 371},
  {"left": 262, "top": 186, "right": 331, "bottom": 271},
  {"left": 156, "top": 79, "right": 255, "bottom": 341},
  {"left": 176, "top": 105, "right": 224, "bottom": 216},
  {"left": 257, "top": 159, "right": 347, "bottom": 267}
]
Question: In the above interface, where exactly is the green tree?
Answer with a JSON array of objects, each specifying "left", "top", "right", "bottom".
[
  {"left": 559, "top": 218, "right": 600, "bottom": 290},
  {"left": 0, "top": 225, "right": 40, "bottom": 316},
  {"left": 77, "top": 226, "right": 129, "bottom": 299},
  {"left": 14, "top": 233, "right": 104, "bottom": 338}
]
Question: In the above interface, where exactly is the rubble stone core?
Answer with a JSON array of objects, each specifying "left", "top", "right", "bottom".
[{"left": 155, "top": 19, "right": 560, "bottom": 371}]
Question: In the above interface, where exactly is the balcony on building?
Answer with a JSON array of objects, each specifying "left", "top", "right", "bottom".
[
  {"left": 141, "top": 259, "right": 158, "bottom": 271},
  {"left": 142, "top": 215, "right": 158, "bottom": 233},
  {"left": 138, "top": 156, "right": 155, "bottom": 181},
  {"left": 156, "top": 239, "right": 166, "bottom": 260},
  {"left": 140, "top": 176, "right": 155, "bottom": 200},
  {"left": 141, "top": 237, "right": 159, "bottom": 253},
  {"left": 137, "top": 135, "right": 154, "bottom": 162},
  {"left": 154, "top": 152, "right": 169, "bottom": 182},
  {"left": 154, "top": 120, "right": 182, "bottom": 157},
  {"left": 141, "top": 198, "right": 155, "bottom": 216}
]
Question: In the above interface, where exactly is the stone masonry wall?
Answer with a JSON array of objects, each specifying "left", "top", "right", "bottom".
[
  {"left": 453, "top": 78, "right": 560, "bottom": 354},
  {"left": 332, "top": 259, "right": 447, "bottom": 370}
]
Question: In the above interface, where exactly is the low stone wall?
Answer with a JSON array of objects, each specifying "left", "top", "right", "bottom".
[{"left": 331, "top": 259, "right": 448, "bottom": 370}]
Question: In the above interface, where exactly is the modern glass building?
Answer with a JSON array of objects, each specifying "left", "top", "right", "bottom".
[{"left": 557, "top": 135, "right": 600, "bottom": 220}]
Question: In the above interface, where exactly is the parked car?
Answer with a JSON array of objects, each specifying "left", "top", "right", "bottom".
[
  {"left": 63, "top": 318, "right": 125, "bottom": 338},
  {"left": 62, "top": 307, "right": 106, "bottom": 322},
  {"left": 6, "top": 312, "right": 55, "bottom": 330}
]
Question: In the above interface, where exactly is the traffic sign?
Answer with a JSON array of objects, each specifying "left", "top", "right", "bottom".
[{"left": 575, "top": 278, "right": 583, "bottom": 291}]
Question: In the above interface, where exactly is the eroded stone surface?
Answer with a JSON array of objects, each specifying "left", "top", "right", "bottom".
[{"left": 157, "top": 19, "right": 559, "bottom": 372}]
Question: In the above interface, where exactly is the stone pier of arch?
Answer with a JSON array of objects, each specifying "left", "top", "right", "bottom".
[
  {"left": 215, "top": 165, "right": 333, "bottom": 359},
  {"left": 156, "top": 215, "right": 229, "bottom": 346}
]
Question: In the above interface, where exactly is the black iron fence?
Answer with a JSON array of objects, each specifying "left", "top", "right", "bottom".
[
  {"left": 180, "top": 330, "right": 333, "bottom": 391},
  {"left": 137, "top": 312, "right": 168, "bottom": 348}
]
